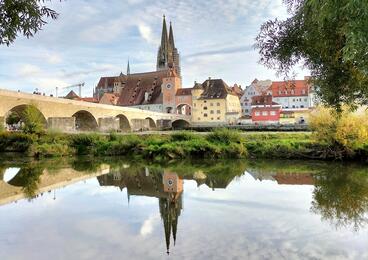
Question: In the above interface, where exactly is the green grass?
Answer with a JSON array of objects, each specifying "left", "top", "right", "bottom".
[{"left": 0, "top": 130, "right": 366, "bottom": 161}]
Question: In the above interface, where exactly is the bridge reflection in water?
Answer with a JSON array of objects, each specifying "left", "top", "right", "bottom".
[{"left": 1, "top": 159, "right": 368, "bottom": 254}]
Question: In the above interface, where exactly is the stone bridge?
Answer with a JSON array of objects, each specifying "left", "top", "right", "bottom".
[{"left": 0, "top": 89, "right": 191, "bottom": 132}]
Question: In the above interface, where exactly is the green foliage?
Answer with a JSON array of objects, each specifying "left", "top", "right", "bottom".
[
  {"left": 0, "top": 0, "right": 59, "bottom": 46},
  {"left": 256, "top": 0, "right": 368, "bottom": 110},
  {"left": 31, "top": 143, "right": 71, "bottom": 158},
  {"left": 0, "top": 132, "right": 35, "bottom": 152},
  {"left": 206, "top": 128, "right": 243, "bottom": 144},
  {"left": 309, "top": 107, "right": 368, "bottom": 157},
  {"left": 21, "top": 105, "right": 46, "bottom": 134},
  {"left": 170, "top": 131, "right": 198, "bottom": 142},
  {"left": 6, "top": 112, "right": 20, "bottom": 125},
  {"left": 69, "top": 133, "right": 104, "bottom": 155}
]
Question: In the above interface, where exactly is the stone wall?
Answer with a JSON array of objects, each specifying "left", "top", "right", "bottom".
[
  {"left": 99, "top": 117, "right": 119, "bottom": 132},
  {"left": 48, "top": 117, "right": 75, "bottom": 132}
]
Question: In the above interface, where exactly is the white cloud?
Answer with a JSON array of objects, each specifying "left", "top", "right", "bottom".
[
  {"left": 140, "top": 214, "right": 160, "bottom": 237},
  {"left": 17, "top": 64, "right": 42, "bottom": 77},
  {"left": 138, "top": 23, "right": 157, "bottom": 45}
]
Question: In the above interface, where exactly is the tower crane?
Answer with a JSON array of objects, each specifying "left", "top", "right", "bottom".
[{"left": 56, "top": 82, "right": 85, "bottom": 98}]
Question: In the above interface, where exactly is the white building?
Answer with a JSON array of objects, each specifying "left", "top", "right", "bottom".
[{"left": 240, "top": 79, "right": 272, "bottom": 116}]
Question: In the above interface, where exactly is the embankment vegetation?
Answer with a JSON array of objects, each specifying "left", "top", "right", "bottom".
[{"left": 0, "top": 106, "right": 367, "bottom": 162}]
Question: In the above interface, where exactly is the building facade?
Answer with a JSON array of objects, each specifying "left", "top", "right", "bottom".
[
  {"left": 191, "top": 79, "right": 241, "bottom": 125},
  {"left": 251, "top": 95, "right": 282, "bottom": 124},
  {"left": 240, "top": 79, "right": 272, "bottom": 116}
]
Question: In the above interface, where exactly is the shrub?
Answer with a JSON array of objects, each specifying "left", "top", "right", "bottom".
[
  {"left": 171, "top": 131, "right": 198, "bottom": 142},
  {"left": 310, "top": 107, "right": 368, "bottom": 156},
  {"left": 0, "top": 132, "right": 35, "bottom": 152},
  {"left": 21, "top": 105, "right": 46, "bottom": 135},
  {"left": 31, "top": 143, "right": 71, "bottom": 157},
  {"left": 69, "top": 134, "right": 104, "bottom": 154},
  {"left": 206, "top": 128, "right": 243, "bottom": 144}
]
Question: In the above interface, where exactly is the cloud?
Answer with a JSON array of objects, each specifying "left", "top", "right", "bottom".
[
  {"left": 17, "top": 64, "right": 42, "bottom": 77},
  {"left": 138, "top": 23, "right": 157, "bottom": 45},
  {"left": 184, "top": 45, "right": 253, "bottom": 59},
  {"left": 140, "top": 214, "right": 160, "bottom": 237}
]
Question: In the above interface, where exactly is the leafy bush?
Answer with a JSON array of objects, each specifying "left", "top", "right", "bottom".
[
  {"left": 69, "top": 134, "right": 104, "bottom": 155},
  {"left": 31, "top": 143, "right": 71, "bottom": 157},
  {"left": 21, "top": 105, "right": 46, "bottom": 135},
  {"left": 0, "top": 132, "right": 35, "bottom": 152},
  {"left": 206, "top": 128, "right": 243, "bottom": 144},
  {"left": 310, "top": 107, "right": 368, "bottom": 155},
  {"left": 170, "top": 131, "right": 198, "bottom": 142}
]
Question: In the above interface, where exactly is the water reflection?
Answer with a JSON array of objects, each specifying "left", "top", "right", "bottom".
[{"left": 0, "top": 158, "right": 368, "bottom": 257}]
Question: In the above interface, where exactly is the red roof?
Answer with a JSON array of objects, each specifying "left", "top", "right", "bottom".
[
  {"left": 251, "top": 95, "right": 279, "bottom": 106},
  {"left": 272, "top": 79, "right": 310, "bottom": 97},
  {"left": 176, "top": 88, "right": 192, "bottom": 96},
  {"left": 81, "top": 97, "right": 98, "bottom": 103}
]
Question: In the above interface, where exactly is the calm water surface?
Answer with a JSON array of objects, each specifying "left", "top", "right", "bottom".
[{"left": 0, "top": 158, "right": 367, "bottom": 260}]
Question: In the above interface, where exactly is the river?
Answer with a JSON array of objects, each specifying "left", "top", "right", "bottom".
[{"left": 0, "top": 157, "right": 367, "bottom": 259}]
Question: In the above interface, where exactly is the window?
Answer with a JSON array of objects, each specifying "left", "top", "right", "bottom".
[
  {"left": 194, "top": 103, "right": 196, "bottom": 107},
  {"left": 262, "top": 111, "right": 268, "bottom": 116},
  {"left": 198, "top": 117, "right": 201, "bottom": 121},
  {"left": 211, "top": 118, "right": 214, "bottom": 120},
  {"left": 270, "top": 111, "right": 276, "bottom": 116},
  {"left": 302, "top": 89, "right": 306, "bottom": 94},
  {"left": 301, "top": 105, "right": 304, "bottom": 108},
  {"left": 210, "top": 103, "right": 213, "bottom": 106},
  {"left": 217, "top": 117, "right": 220, "bottom": 120},
  {"left": 255, "top": 111, "right": 260, "bottom": 116},
  {"left": 304, "top": 98, "right": 307, "bottom": 102},
  {"left": 204, "top": 106, "right": 208, "bottom": 110},
  {"left": 217, "top": 102, "right": 220, "bottom": 106},
  {"left": 204, "top": 113, "right": 208, "bottom": 117},
  {"left": 217, "top": 110, "right": 221, "bottom": 114},
  {"left": 204, "top": 100, "right": 207, "bottom": 103}
]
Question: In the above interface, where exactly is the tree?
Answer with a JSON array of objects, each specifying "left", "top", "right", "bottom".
[
  {"left": 22, "top": 105, "right": 46, "bottom": 134},
  {"left": 6, "top": 112, "right": 21, "bottom": 125},
  {"left": 0, "top": 0, "right": 59, "bottom": 46},
  {"left": 255, "top": 0, "right": 368, "bottom": 111}
]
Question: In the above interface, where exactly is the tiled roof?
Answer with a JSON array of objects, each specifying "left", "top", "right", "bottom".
[
  {"left": 272, "top": 79, "right": 310, "bottom": 97},
  {"left": 117, "top": 70, "right": 172, "bottom": 106},
  {"left": 198, "top": 79, "right": 234, "bottom": 99},
  {"left": 97, "top": 76, "right": 119, "bottom": 89},
  {"left": 64, "top": 90, "right": 80, "bottom": 100},
  {"left": 81, "top": 97, "right": 98, "bottom": 103},
  {"left": 176, "top": 88, "right": 192, "bottom": 96},
  {"left": 251, "top": 95, "right": 279, "bottom": 106}
]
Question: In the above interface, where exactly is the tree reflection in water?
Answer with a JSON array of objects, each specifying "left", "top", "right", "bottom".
[
  {"left": 311, "top": 166, "right": 368, "bottom": 231},
  {"left": 7, "top": 165, "right": 43, "bottom": 199}
]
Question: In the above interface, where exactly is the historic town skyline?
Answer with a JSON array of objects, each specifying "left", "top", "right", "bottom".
[{"left": 0, "top": 0, "right": 307, "bottom": 97}]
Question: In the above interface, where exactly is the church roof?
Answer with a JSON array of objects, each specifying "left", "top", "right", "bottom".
[
  {"left": 96, "top": 76, "right": 119, "bottom": 89},
  {"left": 117, "top": 69, "right": 173, "bottom": 106}
]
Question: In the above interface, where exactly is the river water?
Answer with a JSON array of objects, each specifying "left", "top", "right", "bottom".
[{"left": 0, "top": 157, "right": 367, "bottom": 259}]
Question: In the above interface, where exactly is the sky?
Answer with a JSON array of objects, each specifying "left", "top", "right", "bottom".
[{"left": 0, "top": 0, "right": 308, "bottom": 97}]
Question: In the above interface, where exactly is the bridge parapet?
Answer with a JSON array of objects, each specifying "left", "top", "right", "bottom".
[{"left": 0, "top": 89, "right": 191, "bottom": 132}]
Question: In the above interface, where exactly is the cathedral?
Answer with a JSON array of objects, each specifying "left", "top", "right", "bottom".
[{"left": 94, "top": 16, "right": 183, "bottom": 114}]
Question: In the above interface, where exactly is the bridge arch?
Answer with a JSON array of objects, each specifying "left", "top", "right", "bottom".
[
  {"left": 5, "top": 104, "right": 47, "bottom": 130},
  {"left": 146, "top": 117, "right": 157, "bottom": 130},
  {"left": 73, "top": 110, "right": 98, "bottom": 131},
  {"left": 176, "top": 103, "right": 192, "bottom": 116},
  {"left": 172, "top": 119, "right": 190, "bottom": 130},
  {"left": 116, "top": 114, "right": 131, "bottom": 131}
]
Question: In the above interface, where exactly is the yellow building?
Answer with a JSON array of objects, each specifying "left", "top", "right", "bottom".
[
  {"left": 280, "top": 108, "right": 313, "bottom": 124},
  {"left": 191, "top": 79, "right": 241, "bottom": 125}
]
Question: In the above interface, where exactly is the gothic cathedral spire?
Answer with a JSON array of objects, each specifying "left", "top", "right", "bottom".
[
  {"left": 157, "top": 15, "right": 181, "bottom": 77},
  {"left": 127, "top": 59, "right": 130, "bottom": 75}
]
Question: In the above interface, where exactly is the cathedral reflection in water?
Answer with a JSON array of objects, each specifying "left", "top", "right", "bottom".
[{"left": 97, "top": 168, "right": 184, "bottom": 255}]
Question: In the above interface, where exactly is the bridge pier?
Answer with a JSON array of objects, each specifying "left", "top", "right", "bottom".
[
  {"left": 98, "top": 117, "right": 119, "bottom": 132},
  {"left": 131, "top": 119, "right": 150, "bottom": 131},
  {"left": 48, "top": 117, "right": 76, "bottom": 132},
  {"left": 157, "top": 119, "right": 172, "bottom": 130}
]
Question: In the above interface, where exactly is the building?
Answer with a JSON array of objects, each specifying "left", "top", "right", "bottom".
[
  {"left": 63, "top": 90, "right": 98, "bottom": 103},
  {"left": 251, "top": 95, "right": 282, "bottom": 124},
  {"left": 191, "top": 78, "right": 242, "bottom": 125},
  {"left": 99, "top": 93, "right": 120, "bottom": 105},
  {"left": 271, "top": 77, "right": 315, "bottom": 110},
  {"left": 240, "top": 79, "right": 272, "bottom": 116},
  {"left": 93, "top": 16, "right": 184, "bottom": 114},
  {"left": 175, "top": 88, "right": 192, "bottom": 115}
]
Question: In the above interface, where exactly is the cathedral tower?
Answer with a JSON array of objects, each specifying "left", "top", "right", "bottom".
[{"left": 156, "top": 16, "right": 181, "bottom": 77}]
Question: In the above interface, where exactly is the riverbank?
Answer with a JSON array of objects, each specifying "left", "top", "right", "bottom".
[{"left": 0, "top": 129, "right": 367, "bottom": 162}]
